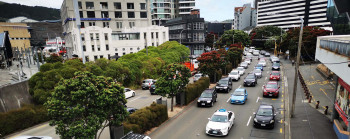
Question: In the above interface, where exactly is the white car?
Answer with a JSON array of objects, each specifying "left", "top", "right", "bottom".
[
  {"left": 244, "top": 59, "right": 251, "bottom": 65},
  {"left": 237, "top": 67, "right": 245, "bottom": 76},
  {"left": 228, "top": 70, "right": 240, "bottom": 81},
  {"left": 258, "top": 60, "right": 267, "bottom": 67},
  {"left": 206, "top": 109, "right": 235, "bottom": 136},
  {"left": 124, "top": 88, "right": 135, "bottom": 99},
  {"left": 253, "top": 50, "right": 260, "bottom": 56}
]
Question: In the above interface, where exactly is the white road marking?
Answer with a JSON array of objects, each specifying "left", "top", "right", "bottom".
[
  {"left": 267, "top": 71, "right": 270, "bottom": 74},
  {"left": 256, "top": 97, "right": 260, "bottom": 103},
  {"left": 227, "top": 98, "right": 231, "bottom": 103},
  {"left": 247, "top": 116, "right": 252, "bottom": 126},
  {"left": 238, "top": 85, "right": 241, "bottom": 88}
]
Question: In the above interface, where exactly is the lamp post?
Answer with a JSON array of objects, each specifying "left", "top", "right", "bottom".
[{"left": 179, "top": 29, "right": 186, "bottom": 44}]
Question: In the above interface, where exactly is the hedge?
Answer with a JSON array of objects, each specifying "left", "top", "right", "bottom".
[
  {"left": 123, "top": 103, "right": 168, "bottom": 134},
  {"left": 185, "top": 77, "right": 210, "bottom": 105},
  {"left": 0, "top": 105, "right": 49, "bottom": 137}
]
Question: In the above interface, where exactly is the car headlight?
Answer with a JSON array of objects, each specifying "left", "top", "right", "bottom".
[
  {"left": 254, "top": 118, "right": 258, "bottom": 122},
  {"left": 198, "top": 100, "right": 200, "bottom": 102},
  {"left": 244, "top": 80, "right": 247, "bottom": 82},
  {"left": 207, "top": 101, "right": 211, "bottom": 103},
  {"left": 222, "top": 127, "right": 228, "bottom": 131},
  {"left": 224, "top": 86, "right": 227, "bottom": 89},
  {"left": 270, "top": 120, "right": 274, "bottom": 124}
]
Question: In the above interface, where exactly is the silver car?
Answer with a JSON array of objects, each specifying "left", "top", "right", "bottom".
[
  {"left": 193, "top": 73, "right": 203, "bottom": 82},
  {"left": 237, "top": 67, "right": 245, "bottom": 76},
  {"left": 252, "top": 69, "right": 262, "bottom": 78},
  {"left": 258, "top": 60, "right": 267, "bottom": 67},
  {"left": 142, "top": 79, "right": 154, "bottom": 90},
  {"left": 240, "top": 62, "right": 249, "bottom": 69}
]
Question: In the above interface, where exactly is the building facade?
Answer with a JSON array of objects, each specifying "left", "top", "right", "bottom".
[
  {"left": 257, "top": 0, "right": 332, "bottom": 30},
  {"left": 234, "top": 3, "right": 257, "bottom": 31},
  {"left": 0, "top": 22, "right": 31, "bottom": 50},
  {"left": 164, "top": 15, "right": 205, "bottom": 55},
  {"left": 206, "top": 22, "right": 233, "bottom": 36},
  {"left": 151, "top": 0, "right": 196, "bottom": 25},
  {"left": 27, "top": 22, "right": 64, "bottom": 47},
  {"left": 326, "top": 0, "right": 350, "bottom": 35}
]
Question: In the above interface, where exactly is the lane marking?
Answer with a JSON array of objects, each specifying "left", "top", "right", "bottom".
[
  {"left": 280, "top": 119, "right": 283, "bottom": 123},
  {"left": 272, "top": 99, "right": 277, "bottom": 100},
  {"left": 281, "top": 104, "right": 284, "bottom": 108},
  {"left": 281, "top": 111, "right": 284, "bottom": 115},
  {"left": 227, "top": 98, "right": 231, "bottom": 103},
  {"left": 247, "top": 116, "right": 252, "bottom": 126},
  {"left": 265, "top": 77, "right": 267, "bottom": 80},
  {"left": 238, "top": 85, "right": 241, "bottom": 88},
  {"left": 256, "top": 97, "right": 260, "bottom": 103},
  {"left": 280, "top": 128, "right": 283, "bottom": 133}
]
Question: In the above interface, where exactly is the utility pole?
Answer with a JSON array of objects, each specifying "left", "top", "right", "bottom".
[{"left": 291, "top": 17, "right": 304, "bottom": 118}]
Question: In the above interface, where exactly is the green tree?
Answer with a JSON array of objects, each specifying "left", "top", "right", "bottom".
[
  {"left": 205, "top": 32, "right": 218, "bottom": 48},
  {"left": 45, "top": 71, "right": 127, "bottom": 139},
  {"left": 219, "top": 30, "right": 250, "bottom": 47},
  {"left": 197, "top": 51, "right": 223, "bottom": 82},
  {"left": 227, "top": 47, "right": 244, "bottom": 68},
  {"left": 155, "top": 64, "right": 191, "bottom": 111},
  {"left": 45, "top": 54, "right": 63, "bottom": 63},
  {"left": 250, "top": 26, "right": 284, "bottom": 49}
]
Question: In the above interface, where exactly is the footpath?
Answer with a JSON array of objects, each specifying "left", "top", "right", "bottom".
[{"left": 281, "top": 58, "right": 337, "bottom": 139}]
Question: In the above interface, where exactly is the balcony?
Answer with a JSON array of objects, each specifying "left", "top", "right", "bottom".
[
  {"left": 320, "top": 39, "right": 350, "bottom": 57},
  {"left": 153, "top": 0, "right": 171, "bottom": 3}
]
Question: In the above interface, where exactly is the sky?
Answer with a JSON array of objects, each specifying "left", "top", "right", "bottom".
[{"left": 0, "top": 0, "right": 254, "bottom": 22}]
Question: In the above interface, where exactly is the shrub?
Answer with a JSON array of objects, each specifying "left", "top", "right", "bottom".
[
  {"left": 0, "top": 105, "right": 49, "bottom": 137},
  {"left": 45, "top": 54, "right": 63, "bottom": 63},
  {"left": 123, "top": 103, "right": 168, "bottom": 134},
  {"left": 185, "top": 77, "right": 210, "bottom": 104},
  {"left": 39, "top": 63, "right": 52, "bottom": 72}
]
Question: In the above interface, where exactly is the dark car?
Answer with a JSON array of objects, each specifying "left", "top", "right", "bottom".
[
  {"left": 215, "top": 77, "right": 233, "bottom": 93},
  {"left": 197, "top": 89, "right": 217, "bottom": 107},
  {"left": 127, "top": 107, "right": 138, "bottom": 114},
  {"left": 150, "top": 84, "right": 156, "bottom": 95},
  {"left": 272, "top": 62, "right": 280, "bottom": 70},
  {"left": 244, "top": 74, "right": 257, "bottom": 87},
  {"left": 253, "top": 104, "right": 276, "bottom": 129},
  {"left": 263, "top": 81, "right": 280, "bottom": 97}
]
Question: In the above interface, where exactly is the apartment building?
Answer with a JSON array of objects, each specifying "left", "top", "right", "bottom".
[
  {"left": 234, "top": 3, "right": 257, "bottom": 30},
  {"left": 151, "top": 0, "right": 196, "bottom": 25}
]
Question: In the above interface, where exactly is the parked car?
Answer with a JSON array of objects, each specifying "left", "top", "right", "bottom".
[
  {"left": 258, "top": 60, "right": 267, "bottom": 67},
  {"left": 230, "top": 88, "right": 248, "bottom": 104},
  {"left": 215, "top": 77, "right": 233, "bottom": 93},
  {"left": 253, "top": 104, "right": 276, "bottom": 129},
  {"left": 244, "top": 74, "right": 257, "bottom": 87},
  {"left": 240, "top": 62, "right": 249, "bottom": 69},
  {"left": 244, "top": 59, "right": 251, "bottom": 65},
  {"left": 237, "top": 67, "right": 245, "bottom": 76},
  {"left": 270, "top": 71, "right": 281, "bottom": 81},
  {"left": 228, "top": 70, "right": 240, "bottom": 81},
  {"left": 255, "top": 64, "right": 264, "bottom": 71},
  {"left": 124, "top": 88, "right": 136, "bottom": 99},
  {"left": 150, "top": 84, "right": 156, "bottom": 95},
  {"left": 194, "top": 73, "right": 203, "bottom": 82},
  {"left": 263, "top": 81, "right": 280, "bottom": 97},
  {"left": 253, "top": 50, "right": 260, "bottom": 56},
  {"left": 272, "top": 62, "right": 280, "bottom": 70},
  {"left": 264, "top": 52, "right": 271, "bottom": 57},
  {"left": 127, "top": 107, "right": 138, "bottom": 114},
  {"left": 252, "top": 69, "right": 262, "bottom": 78},
  {"left": 197, "top": 89, "right": 217, "bottom": 107},
  {"left": 206, "top": 109, "right": 235, "bottom": 136},
  {"left": 142, "top": 79, "right": 155, "bottom": 90}
]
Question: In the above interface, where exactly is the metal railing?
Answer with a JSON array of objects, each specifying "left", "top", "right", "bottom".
[{"left": 320, "top": 39, "right": 350, "bottom": 57}]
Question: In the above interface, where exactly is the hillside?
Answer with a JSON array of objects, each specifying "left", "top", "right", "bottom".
[{"left": 0, "top": 2, "right": 60, "bottom": 22}]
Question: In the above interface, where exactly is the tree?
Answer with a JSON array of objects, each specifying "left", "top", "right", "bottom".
[
  {"left": 219, "top": 30, "right": 250, "bottom": 47},
  {"left": 227, "top": 47, "right": 244, "bottom": 68},
  {"left": 45, "top": 71, "right": 128, "bottom": 139},
  {"left": 205, "top": 32, "right": 218, "bottom": 48},
  {"left": 250, "top": 26, "right": 284, "bottom": 49},
  {"left": 155, "top": 64, "right": 191, "bottom": 111},
  {"left": 197, "top": 51, "right": 223, "bottom": 82},
  {"left": 45, "top": 54, "right": 63, "bottom": 63}
]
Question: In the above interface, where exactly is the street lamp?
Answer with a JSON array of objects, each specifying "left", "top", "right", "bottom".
[{"left": 179, "top": 29, "right": 187, "bottom": 44}]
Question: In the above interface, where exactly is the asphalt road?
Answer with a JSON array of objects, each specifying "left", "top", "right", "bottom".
[{"left": 150, "top": 57, "right": 288, "bottom": 139}]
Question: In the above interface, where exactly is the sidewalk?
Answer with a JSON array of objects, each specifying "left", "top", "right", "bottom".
[
  {"left": 280, "top": 58, "right": 337, "bottom": 139},
  {"left": 0, "top": 59, "right": 39, "bottom": 86}
]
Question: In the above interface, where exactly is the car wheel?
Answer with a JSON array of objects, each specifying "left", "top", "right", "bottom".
[
  {"left": 270, "top": 124, "right": 275, "bottom": 129},
  {"left": 132, "top": 92, "right": 135, "bottom": 97}
]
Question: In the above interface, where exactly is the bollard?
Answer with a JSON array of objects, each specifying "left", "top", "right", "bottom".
[
  {"left": 308, "top": 96, "right": 312, "bottom": 103},
  {"left": 316, "top": 101, "right": 320, "bottom": 109},
  {"left": 324, "top": 106, "right": 328, "bottom": 115}
]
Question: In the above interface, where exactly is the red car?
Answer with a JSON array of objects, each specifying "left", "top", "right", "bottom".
[
  {"left": 269, "top": 71, "right": 280, "bottom": 81},
  {"left": 263, "top": 81, "right": 280, "bottom": 97}
]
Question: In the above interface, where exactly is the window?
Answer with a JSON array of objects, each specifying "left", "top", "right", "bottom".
[
  {"left": 140, "top": 12, "right": 147, "bottom": 18},
  {"left": 128, "top": 12, "right": 135, "bottom": 18},
  {"left": 112, "top": 33, "right": 140, "bottom": 40},
  {"left": 81, "top": 33, "right": 85, "bottom": 41},
  {"left": 130, "top": 48, "right": 133, "bottom": 50},
  {"left": 81, "top": 22, "right": 85, "bottom": 28},
  {"left": 86, "top": 2, "right": 94, "bottom": 9},
  {"left": 156, "top": 32, "right": 158, "bottom": 39},
  {"left": 78, "top": 1, "right": 82, "bottom": 9},
  {"left": 100, "top": 2, "right": 108, "bottom": 9},
  {"left": 92, "top": 45, "right": 95, "bottom": 51},
  {"left": 87, "top": 11, "right": 95, "bottom": 18},
  {"left": 83, "top": 45, "right": 86, "bottom": 51},
  {"left": 130, "top": 52, "right": 133, "bottom": 54},
  {"left": 85, "top": 56, "right": 89, "bottom": 62},
  {"left": 96, "top": 33, "right": 99, "bottom": 40},
  {"left": 193, "top": 22, "right": 204, "bottom": 30},
  {"left": 94, "top": 56, "right": 98, "bottom": 60},
  {"left": 89, "top": 22, "right": 95, "bottom": 26},
  {"left": 140, "top": 3, "right": 146, "bottom": 10},
  {"left": 163, "top": 32, "right": 166, "bottom": 39},
  {"left": 90, "top": 33, "right": 94, "bottom": 40},
  {"left": 115, "top": 48, "right": 118, "bottom": 51},
  {"left": 114, "top": 2, "right": 121, "bottom": 9},
  {"left": 97, "top": 45, "right": 100, "bottom": 51},
  {"left": 108, "top": 54, "right": 110, "bottom": 60},
  {"left": 127, "top": 3, "right": 134, "bottom": 9},
  {"left": 116, "top": 22, "right": 123, "bottom": 29},
  {"left": 137, "top": 47, "right": 140, "bottom": 50},
  {"left": 123, "top": 48, "right": 125, "bottom": 51},
  {"left": 101, "top": 11, "right": 109, "bottom": 18},
  {"left": 129, "top": 22, "right": 135, "bottom": 28},
  {"left": 79, "top": 11, "right": 84, "bottom": 18},
  {"left": 103, "top": 22, "right": 109, "bottom": 28},
  {"left": 123, "top": 52, "right": 126, "bottom": 55},
  {"left": 106, "top": 45, "right": 109, "bottom": 50},
  {"left": 151, "top": 32, "right": 154, "bottom": 39},
  {"left": 144, "top": 33, "right": 146, "bottom": 39},
  {"left": 104, "top": 33, "right": 108, "bottom": 40},
  {"left": 152, "top": 43, "right": 154, "bottom": 46},
  {"left": 193, "top": 33, "right": 204, "bottom": 42},
  {"left": 115, "top": 12, "right": 122, "bottom": 18},
  {"left": 187, "top": 23, "right": 191, "bottom": 29}
]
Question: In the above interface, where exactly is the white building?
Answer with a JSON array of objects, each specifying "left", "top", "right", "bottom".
[
  {"left": 234, "top": 3, "right": 257, "bottom": 30},
  {"left": 257, "top": 0, "right": 332, "bottom": 30},
  {"left": 151, "top": 0, "right": 196, "bottom": 25}
]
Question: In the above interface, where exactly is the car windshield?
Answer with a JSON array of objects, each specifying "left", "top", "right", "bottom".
[
  {"left": 219, "top": 80, "right": 228, "bottom": 85},
  {"left": 237, "top": 67, "right": 244, "bottom": 71},
  {"left": 254, "top": 69, "right": 261, "bottom": 73},
  {"left": 273, "top": 63, "right": 280, "bottom": 66},
  {"left": 210, "top": 115, "right": 228, "bottom": 122},
  {"left": 200, "top": 93, "right": 212, "bottom": 98},
  {"left": 230, "top": 71, "right": 238, "bottom": 75},
  {"left": 195, "top": 75, "right": 202, "bottom": 77},
  {"left": 272, "top": 72, "right": 279, "bottom": 75},
  {"left": 233, "top": 90, "right": 245, "bottom": 96},
  {"left": 151, "top": 85, "right": 156, "bottom": 87},
  {"left": 256, "top": 64, "right": 263, "bottom": 67},
  {"left": 143, "top": 80, "right": 151, "bottom": 83},
  {"left": 246, "top": 75, "right": 255, "bottom": 79},
  {"left": 266, "top": 83, "right": 278, "bottom": 89},
  {"left": 257, "top": 108, "right": 273, "bottom": 116}
]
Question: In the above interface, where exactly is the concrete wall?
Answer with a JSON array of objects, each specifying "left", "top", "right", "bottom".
[{"left": 0, "top": 80, "right": 32, "bottom": 113}]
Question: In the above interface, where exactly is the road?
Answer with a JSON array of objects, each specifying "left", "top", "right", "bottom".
[{"left": 150, "top": 57, "right": 289, "bottom": 139}]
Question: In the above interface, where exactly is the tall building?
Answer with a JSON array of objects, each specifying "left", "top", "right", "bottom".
[
  {"left": 0, "top": 22, "right": 31, "bottom": 50},
  {"left": 257, "top": 0, "right": 332, "bottom": 30},
  {"left": 234, "top": 3, "right": 257, "bottom": 31},
  {"left": 151, "top": 0, "right": 196, "bottom": 25},
  {"left": 326, "top": 0, "right": 350, "bottom": 35},
  {"left": 61, "top": 0, "right": 168, "bottom": 61}
]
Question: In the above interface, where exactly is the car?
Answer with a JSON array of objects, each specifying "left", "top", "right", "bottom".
[
  {"left": 263, "top": 81, "right": 280, "bottom": 97},
  {"left": 249, "top": 46, "right": 256, "bottom": 49},
  {"left": 150, "top": 84, "right": 156, "bottom": 95},
  {"left": 142, "top": 79, "right": 155, "bottom": 89},
  {"left": 249, "top": 49, "right": 254, "bottom": 53},
  {"left": 206, "top": 109, "right": 235, "bottom": 136},
  {"left": 215, "top": 78, "right": 233, "bottom": 93},
  {"left": 270, "top": 71, "right": 281, "bottom": 81},
  {"left": 258, "top": 60, "right": 267, "bottom": 67},
  {"left": 253, "top": 50, "right": 260, "bottom": 56},
  {"left": 252, "top": 69, "right": 262, "bottom": 78},
  {"left": 244, "top": 59, "right": 251, "bottom": 65},
  {"left": 260, "top": 50, "right": 266, "bottom": 55},
  {"left": 228, "top": 70, "right": 240, "bottom": 81},
  {"left": 230, "top": 88, "right": 248, "bottom": 104},
  {"left": 121, "top": 132, "right": 151, "bottom": 139},
  {"left": 240, "top": 62, "right": 249, "bottom": 69},
  {"left": 127, "top": 107, "right": 138, "bottom": 114},
  {"left": 243, "top": 51, "right": 248, "bottom": 56},
  {"left": 124, "top": 88, "right": 136, "bottom": 99},
  {"left": 244, "top": 74, "right": 257, "bottom": 87},
  {"left": 270, "top": 56, "right": 280, "bottom": 63},
  {"left": 272, "top": 62, "right": 280, "bottom": 70},
  {"left": 253, "top": 104, "right": 276, "bottom": 129},
  {"left": 245, "top": 56, "right": 252, "bottom": 62},
  {"left": 197, "top": 89, "right": 217, "bottom": 107},
  {"left": 237, "top": 67, "right": 245, "bottom": 75},
  {"left": 193, "top": 73, "right": 203, "bottom": 82},
  {"left": 264, "top": 52, "right": 271, "bottom": 57},
  {"left": 258, "top": 55, "right": 265, "bottom": 60},
  {"left": 255, "top": 64, "right": 264, "bottom": 71}
]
